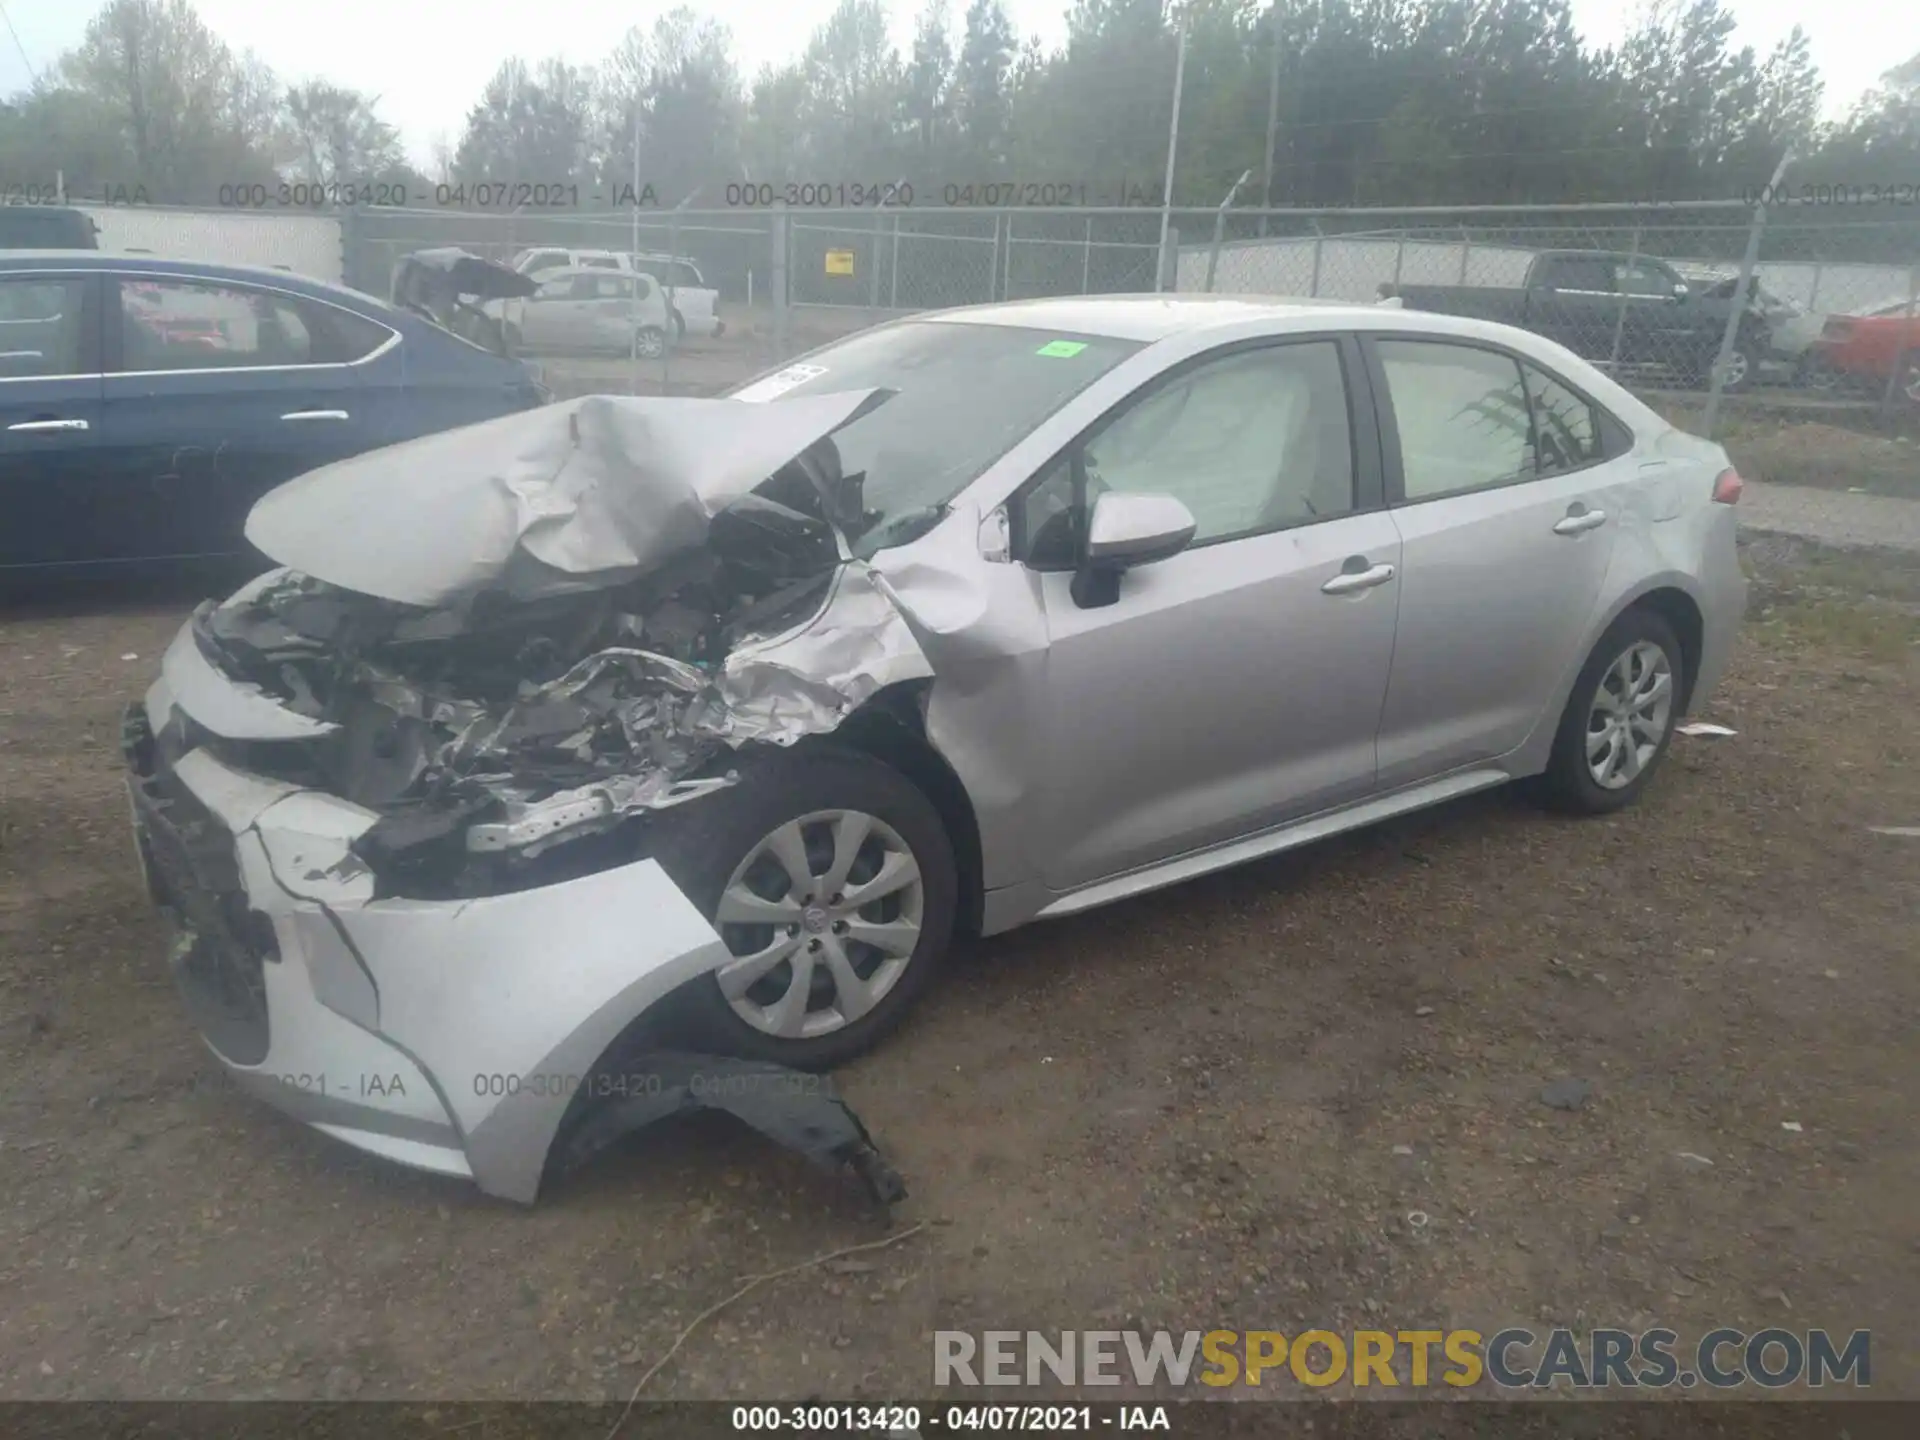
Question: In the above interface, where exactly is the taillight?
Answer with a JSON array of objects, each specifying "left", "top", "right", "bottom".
[{"left": 1712, "top": 467, "right": 1743, "bottom": 505}]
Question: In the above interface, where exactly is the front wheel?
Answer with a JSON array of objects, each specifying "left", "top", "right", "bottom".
[
  {"left": 634, "top": 325, "right": 667, "bottom": 360},
  {"left": 651, "top": 750, "right": 958, "bottom": 1070},
  {"left": 1537, "top": 608, "right": 1685, "bottom": 815}
]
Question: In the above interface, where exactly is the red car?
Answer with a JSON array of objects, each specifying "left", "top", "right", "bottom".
[{"left": 1812, "top": 297, "right": 1920, "bottom": 403}]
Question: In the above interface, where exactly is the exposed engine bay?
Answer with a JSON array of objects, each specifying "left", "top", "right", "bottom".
[{"left": 180, "top": 390, "right": 940, "bottom": 901}]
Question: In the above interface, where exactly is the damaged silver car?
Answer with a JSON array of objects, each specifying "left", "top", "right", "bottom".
[{"left": 123, "top": 297, "right": 1748, "bottom": 1202}]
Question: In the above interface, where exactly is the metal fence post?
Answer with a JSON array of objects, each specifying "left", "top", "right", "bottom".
[
  {"left": 1309, "top": 218, "right": 1324, "bottom": 297},
  {"left": 1003, "top": 212, "right": 1016, "bottom": 302},
  {"left": 771, "top": 202, "right": 789, "bottom": 360},
  {"left": 1392, "top": 232, "right": 1406, "bottom": 291},
  {"left": 869, "top": 207, "right": 884, "bottom": 324},
  {"left": 1082, "top": 217, "right": 1093, "bottom": 295},
  {"left": 890, "top": 214, "right": 901, "bottom": 310},
  {"left": 1608, "top": 223, "right": 1643, "bottom": 370},
  {"left": 1458, "top": 224, "right": 1471, "bottom": 284},
  {"left": 1879, "top": 261, "right": 1919, "bottom": 420},
  {"left": 1704, "top": 151, "right": 1792, "bottom": 439},
  {"left": 1805, "top": 261, "right": 1823, "bottom": 316},
  {"left": 1204, "top": 170, "right": 1252, "bottom": 294},
  {"left": 991, "top": 212, "right": 1004, "bottom": 302},
  {"left": 335, "top": 205, "right": 359, "bottom": 292}
]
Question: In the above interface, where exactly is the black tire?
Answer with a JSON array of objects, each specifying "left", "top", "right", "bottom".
[
  {"left": 649, "top": 749, "right": 957, "bottom": 1070},
  {"left": 1795, "top": 350, "right": 1840, "bottom": 392},
  {"left": 1715, "top": 336, "right": 1762, "bottom": 393},
  {"left": 1537, "top": 607, "right": 1686, "bottom": 816}
]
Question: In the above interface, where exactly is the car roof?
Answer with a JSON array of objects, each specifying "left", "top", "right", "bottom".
[
  {"left": 0, "top": 249, "right": 382, "bottom": 305},
  {"left": 535, "top": 265, "right": 644, "bottom": 280},
  {"left": 918, "top": 293, "right": 1546, "bottom": 344}
]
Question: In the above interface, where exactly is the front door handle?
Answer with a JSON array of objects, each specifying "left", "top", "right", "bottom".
[
  {"left": 1553, "top": 507, "right": 1608, "bottom": 535},
  {"left": 280, "top": 409, "right": 350, "bottom": 422},
  {"left": 1322, "top": 561, "right": 1396, "bottom": 595},
  {"left": 8, "top": 417, "right": 89, "bottom": 432}
]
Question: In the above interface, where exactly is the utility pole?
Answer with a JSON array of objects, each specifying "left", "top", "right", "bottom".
[
  {"left": 1155, "top": 20, "right": 1189, "bottom": 293},
  {"left": 1260, "top": 4, "right": 1281, "bottom": 236}
]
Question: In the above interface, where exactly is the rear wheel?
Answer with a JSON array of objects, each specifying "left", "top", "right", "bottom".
[
  {"left": 1537, "top": 608, "right": 1685, "bottom": 815},
  {"left": 634, "top": 325, "right": 667, "bottom": 360},
  {"left": 651, "top": 751, "right": 958, "bottom": 1070},
  {"left": 1712, "top": 337, "right": 1761, "bottom": 393}
]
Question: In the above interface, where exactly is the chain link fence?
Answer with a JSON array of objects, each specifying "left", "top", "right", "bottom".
[{"left": 45, "top": 194, "right": 1914, "bottom": 556}]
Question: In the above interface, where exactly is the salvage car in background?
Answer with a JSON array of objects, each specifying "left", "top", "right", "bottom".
[
  {"left": 510, "top": 246, "right": 724, "bottom": 340},
  {"left": 1808, "top": 296, "right": 1920, "bottom": 402},
  {"left": 1672, "top": 264, "right": 1827, "bottom": 387},
  {"left": 1386, "top": 249, "right": 1768, "bottom": 390},
  {"left": 123, "top": 296, "right": 1746, "bottom": 1202},
  {"left": 487, "top": 265, "right": 675, "bottom": 358},
  {"left": 1, "top": 253, "right": 546, "bottom": 572}
]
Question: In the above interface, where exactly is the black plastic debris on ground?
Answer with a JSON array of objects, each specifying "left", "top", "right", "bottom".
[{"left": 557, "top": 1050, "right": 906, "bottom": 1207}]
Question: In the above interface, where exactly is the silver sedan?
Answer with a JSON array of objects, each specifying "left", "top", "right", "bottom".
[{"left": 124, "top": 296, "right": 1746, "bottom": 1201}]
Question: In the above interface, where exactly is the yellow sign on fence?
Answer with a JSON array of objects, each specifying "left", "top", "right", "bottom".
[{"left": 825, "top": 248, "right": 855, "bottom": 277}]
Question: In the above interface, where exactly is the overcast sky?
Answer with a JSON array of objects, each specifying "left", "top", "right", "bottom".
[{"left": 0, "top": 0, "right": 1895, "bottom": 172}]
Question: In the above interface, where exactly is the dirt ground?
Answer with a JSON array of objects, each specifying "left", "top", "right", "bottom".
[{"left": 1, "top": 540, "right": 1916, "bottom": 1405}]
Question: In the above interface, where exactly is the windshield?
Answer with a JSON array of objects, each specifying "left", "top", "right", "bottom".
[{"left": 728, "top": 320, "right": 1142, "bottom": 557}]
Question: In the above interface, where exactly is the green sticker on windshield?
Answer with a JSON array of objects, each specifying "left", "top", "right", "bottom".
[{"left": 1035, "top": 339, "right": 1087, "bottom": 357}]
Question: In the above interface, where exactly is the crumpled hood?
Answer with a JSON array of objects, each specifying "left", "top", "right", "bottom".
[{"left": 245, "top": 389, "right": 886, "bottom": 609}]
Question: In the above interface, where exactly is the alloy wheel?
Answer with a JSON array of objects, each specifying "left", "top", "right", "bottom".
[
  {"left": 713, "top": 810, "right": 925, "bottom": 1040},
  {"left": 1586, "top": 641, "right": 1675, "bottom": 790}
]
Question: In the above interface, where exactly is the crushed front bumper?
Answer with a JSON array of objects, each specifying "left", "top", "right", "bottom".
[{"left": 123, "top": 669, "right": 735, "bottom": 1204}]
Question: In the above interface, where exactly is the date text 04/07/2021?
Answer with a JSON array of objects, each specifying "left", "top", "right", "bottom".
[
  {"left": 728, "top": 1404, "right": 1173, "bottom": 1432},
  {"left": 721, "top": 180, "right": 1161, "bottom": 208}
]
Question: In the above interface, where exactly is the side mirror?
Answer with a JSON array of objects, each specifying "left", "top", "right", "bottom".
[{"left": 1070, "top": 491, "right": 1197, "bottom": 609}]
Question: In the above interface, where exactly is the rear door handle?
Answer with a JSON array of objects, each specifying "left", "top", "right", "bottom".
[
  {"left": 8, "top": 417, "right": 89, "bottom": 432},
  {"left": 1553, "top": 508, "right": 1608, "bottom": 535},
  {"left": 281, "top": 409, "right": 350, "bottom": 421},
  {"left": 1322, "top": 561, "right": 1396, "bottom": 595}
]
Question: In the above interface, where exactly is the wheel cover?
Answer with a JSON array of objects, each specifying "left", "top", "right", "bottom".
[
  {"left": 1717, "top": 348, "right": 1749, "bottom": 388},
  {"left": 1586, "top": 641, "right": 1675, "bottom": 790},
  {"left": 1904, "top": 363, "right": 1920, "bottom": 404},
  {"left": 638, "top": 330, "right": 665, "bottom": 359},
  {"left": 713, "top": 809, "right": 924, "bottom": 1040}
]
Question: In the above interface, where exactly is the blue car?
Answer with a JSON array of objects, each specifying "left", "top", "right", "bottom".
[{"left": 0, "top": 251, "right": 547, "bottom": 572}]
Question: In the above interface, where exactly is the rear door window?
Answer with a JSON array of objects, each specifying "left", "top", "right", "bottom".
[
  {"left": 0, "top": 276, "right": 94, "bottom": 376},
  {"left": 1537, "top": 257, "right": 1613, "bottom": 292},
  {"left": 112, "top": 278, "right": 390, "bottom": 371},
  {"left": 1376, "top": 340, "right": 1532, "bottom": 500}
]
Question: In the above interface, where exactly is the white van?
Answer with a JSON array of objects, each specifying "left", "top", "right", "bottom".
[{"left": 509, "top": 248, "right": 723, "bottom": 340}]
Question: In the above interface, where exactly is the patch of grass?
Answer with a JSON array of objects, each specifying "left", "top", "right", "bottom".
[
  {"left": 1651, "top": 401, "right": 1920, "bottom": 499},
  {"left": 1751, "top": 594, "right": 1919, "bottom": 663},
  {"left": 1740, "top": 532, "right": 1920, "bottom": 607}
]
